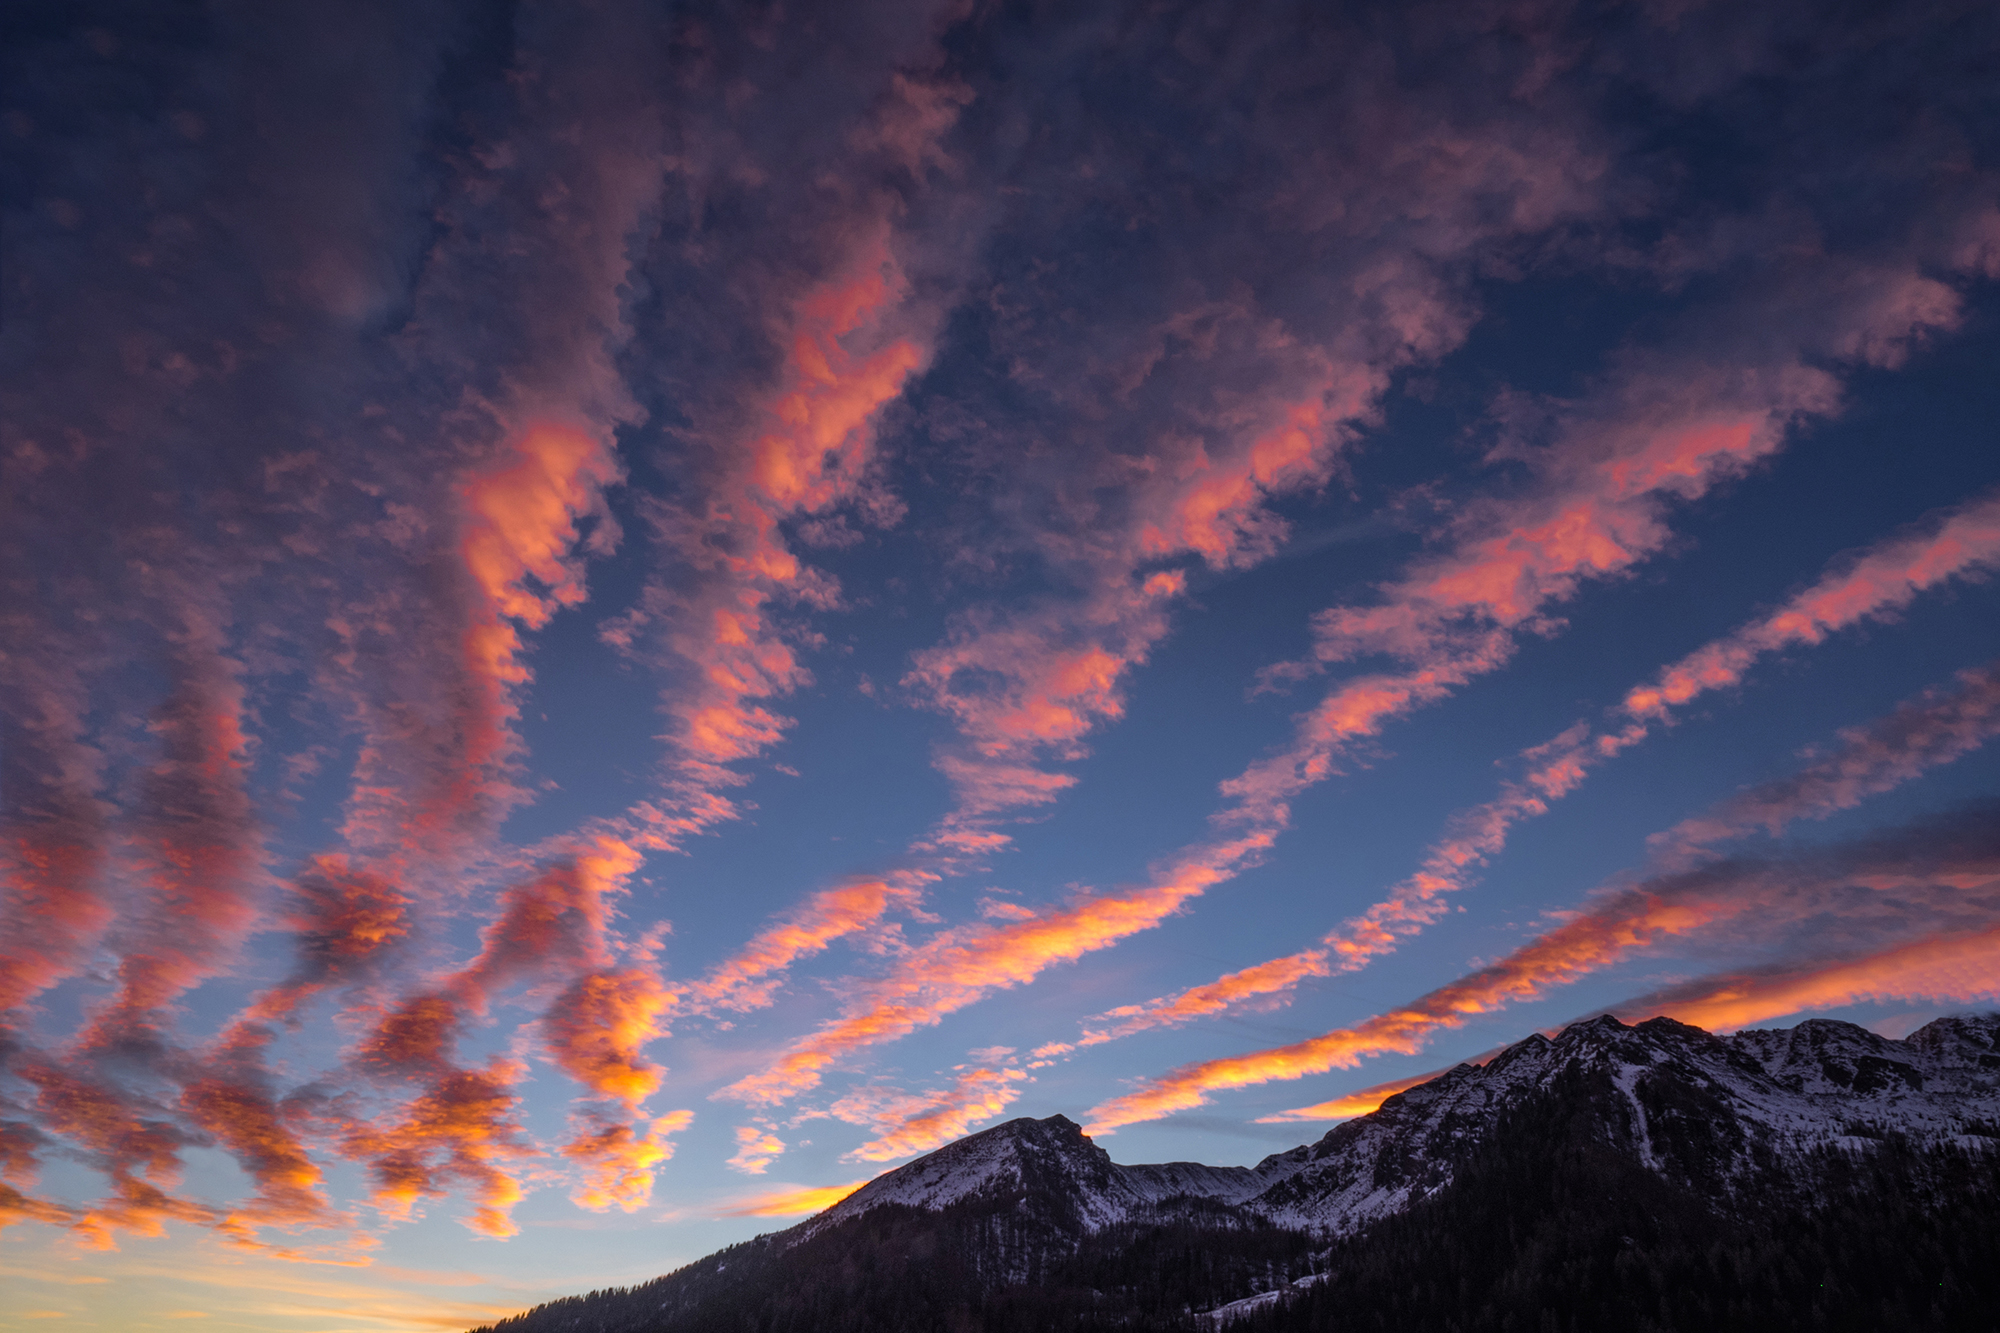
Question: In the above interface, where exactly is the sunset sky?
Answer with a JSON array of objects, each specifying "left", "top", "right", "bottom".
[{"left": 5, "top": 0, "right": 2000, "bottom": 1328}]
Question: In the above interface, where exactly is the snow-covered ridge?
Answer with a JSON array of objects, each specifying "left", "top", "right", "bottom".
[
  {"left": 808, "top": 1113, "right": 1268, "bottom": 1237},
  {"left": 801, "top": 1013, "right": 2000, "bottom": 1243},
  {"left": 1249, "top": 1012, "right": 2000, "bottom": 1231}
]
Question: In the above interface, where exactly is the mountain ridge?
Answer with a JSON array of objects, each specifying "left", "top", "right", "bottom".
[
  {"left": 808, "top": 1011, "right": 1999, "bottom": 1238},
  {"left": 473, "top": 1012, "right": 2000, "bottom": 1333}
]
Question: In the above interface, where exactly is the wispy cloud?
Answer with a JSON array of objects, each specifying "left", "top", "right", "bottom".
[
  {"left": 717, "top": 833, "right": 1274, "bottom": 1108},
  {"left": 1086, "top": 716, "right": 2000, "bottom": 1131},
  {"left": 1081, "top": 496, "right": 2000, "bottom": 1043},
  {"left": 833, "top": 1067, "right": 1030, "bottom": 1163}
]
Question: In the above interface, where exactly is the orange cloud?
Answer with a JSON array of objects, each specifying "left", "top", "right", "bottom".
[
  {"left": 452, "top": 838, "right": 642, "bottom": 1012},
  {"left": 1087, "top": 784, "right": 2000, "bottom": 1132},
  {"left": 903, "top": 377, "right": 1369, "bottom": 859},
  {"left": 341, "top": 1060, "right": 536, "bottom": 1238},
  {"left": 1236, "top": 387, "right": 1830, "bottom": 818},
  {"left": 180, "top": 1068, "right": 336, "bottom": 1233},
  {"left": 617, "top": 229, "right": 936, "bottom": 825},
  {"left": 1145, "top": 392, "right": 1366, "bottom": 569},
  {"left": 719, "top": 1179, "right": 872, "bottom": 1218},
  {"left": 689, "top": 876, "right": 925, "bottom": 1014},
  {"left": 338, "top": 840, "right": 655, "bottom": 1232},
  {"left": 1636, "top": 926, "right": 2000, "bottom": 1034},
  {"left": 1624, "top": 487, "right": 2000, "bottom": 720},
  {"left": 0, "top": 1184, "right": 76, "bottom": 1232},
  {"left": 1264, "top": 494, "right": 2000, "bottom": 925},
  {"left": 904, "top": 581, "right": 1179, "bottom": 858},
  {"left": 460, "top": 426, "right": 622, "bottom": 631},
  {"left": 357, "top": 994, "right": 461, "bottom": 1077},
  {"left": 1255, "top": 1071, "right": 1448, "bottom": 1123},
  {"left": 1081, "top": 949, "right": 1335, "bottom": 1045},
  {"left": 542, "top": 967, "right": 677, "bottom": 1108},
  {"left": 717, "top": 833, "right": 1272, "bottom": 1108},
  {"left": 564, "top": 1110, "right": 692, "bottom": 1213},
  {"left": 215, "top": 856, "right": 414, "bottom": 1046},
  {"left": 1085, "top": 500, "right": 2000, "bottom": 1045},
  {"left": 340, "top": 424, "right": 622, "bottom": 864},
  {"left": 725, "top": 1126, "right": 786, "bottom": 1176},
  {"left": 15, "top": 1058, "right": 221, "bottom": 1250}
]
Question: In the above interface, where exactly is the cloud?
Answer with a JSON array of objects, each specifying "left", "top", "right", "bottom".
[
  {"left": 4, "top": 0, "right": 1999, "bottom": 1278},
  {"left": 339, "top": 838, "right": 665, "bottom": 1234},
  {"left": 716, "top": 833, "right": 1272, "bottom": 1108},
  {"left": 687, "top": 876, "right": 928, "bottom": 1016},
  {"left": 1649, "top": 660, "right": 2000, "bottom": 862},
  {"left": 333, "top": 423, "right": 626, "bottom": 868},
  {"left": 725, "top": 1127, "right": 786, "bottom": 1177},
  {"left": 1255, "top": 1070, "right": 1460, "bottom": 1124},
  {"left": 339, "top": 1060, "right": 537, "bottom": 1239},
  {"left": 541, "top": 967, "right": 677, "bottom": 1108},
  {"left": 564, "top": 1110, "right": 693, "bottom": 1214},
  {"left": 600, "top": 3, "right": 979, "bottom": 844},
  {"left": 0, "top": 655, "right": 112, "bottom": 1013},
  {"left": 1080, "top": 950, "right": 1336, "bottom": 1046},
  {"left": 882, "top": 3, "right": 1630, "bottom": 860},
  {"left": 0, "top": 633, "right": 283, "bottom": 1253},
  {"left": 13, "top": 1056, "right": 218, "bottom": 1251},
  {"left": 836, "top": 1067, "right": 1029, "bottom": 1163},
  {"left": 1615, "top": 927, "right": 2000, "bottom": 1033},
  {"left": 1084, "top": 785, "right": 2000, "bottom": 1132},
  {"left": 1624, "top": 487, "right": 2000, "bottom": 721},
  {"left": 718, "top": 1180, "right": 873, "bottom": 1219},
  {"left": 1073, "top": 490, "right": 2000, "bottom": 1045},
  {"left": 178, "top": 1080, "right": 336, "bottom": 1235},
  {"left": 977, "top": 196, "right": 1996, "bottom": 1074},
  {"left": 1227, "top": 363, "right": 1847, "bottom": 828},
  {"left": 621, "top": 234, "right": 929, "bottom": 798}
]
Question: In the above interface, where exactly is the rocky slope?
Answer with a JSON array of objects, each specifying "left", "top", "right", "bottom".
[{"left": 472, "top": 1013, "right": 2000, "bottom": 1333}]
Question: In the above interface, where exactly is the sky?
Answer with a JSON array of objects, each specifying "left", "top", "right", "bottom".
[{"left": 4, "top": 0, "right": 2000, "bottom": 1327}]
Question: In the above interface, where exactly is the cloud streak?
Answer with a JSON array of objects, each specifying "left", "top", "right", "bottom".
[
  {"left": 719, "top": 1180, "right": 873, "bottom": 1219},
  {"left": 1080, "top": 490, "right": 2000, "bottom": 1044},
  {"left": 833, "top": 1066, "right": 1031, "bottom": 1164},
  {"left": 1086, "top": 683, "right": 2000, "bottom": 1131},
  {"left": 717, "top": 834, "right": 1273, "bottom": 1109}
]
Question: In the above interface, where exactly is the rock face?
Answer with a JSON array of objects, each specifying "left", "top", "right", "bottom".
[{"left": 472, "top": 1013, "right": 2000, "bottom": 1333}]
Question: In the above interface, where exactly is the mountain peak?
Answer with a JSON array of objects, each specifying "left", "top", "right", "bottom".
[{"left": 810, "top": 1112, "right": 1121, "bottom": 1234}]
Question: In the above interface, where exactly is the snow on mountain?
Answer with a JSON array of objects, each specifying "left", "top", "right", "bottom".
[
  {"left": 1250, "top": 1012, "right": 1999, "bottom": 1230},
  {"left": 808, "top": 1113, "right": 1267, "bottom": 1237},
  {"left": 806, "top": 1013, "right": 2000, "bottom": 1244}
]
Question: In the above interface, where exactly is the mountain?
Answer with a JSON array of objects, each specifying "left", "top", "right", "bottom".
[{"left": 472, "top": 1014, "right": 2000, "bottom": 1333}]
